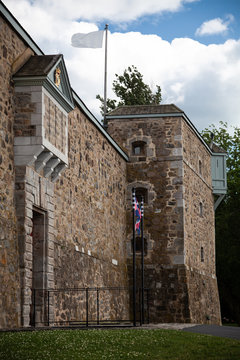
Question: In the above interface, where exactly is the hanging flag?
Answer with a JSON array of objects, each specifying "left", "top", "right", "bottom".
[
  {"left": 71, "top": 30, "right": 104, "bottom": 48},
  {"left": 134, "top": 197, "right": 141, "bottom": 235}
]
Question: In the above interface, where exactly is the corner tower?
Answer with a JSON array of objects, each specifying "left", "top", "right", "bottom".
[{"left": 107, "top": 104, "right": 221, "bottom": 324}]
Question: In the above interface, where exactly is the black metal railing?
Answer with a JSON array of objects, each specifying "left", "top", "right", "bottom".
[{"left": 31, "top": 287, "right": 149, "bottom": 327}]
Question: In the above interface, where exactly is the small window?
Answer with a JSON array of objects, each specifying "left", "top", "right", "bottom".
[
  {"left": 199, "top": 202, "right": 203, "bottom": 217},
  {"left": 135, "top": 187, "right": 148, "bottom": 204},
  {"left": 201, "top": 246, "right": 204, "bottom": 262},
  {"left": 132, "top": 237, "right": 147, "bottom": 255},
  {"left": 132, "top": 141, "right": 146, "bottom": 156},
  {"left": 199, "top": 160, "right": 202, "bottom": 175},
  {"left": 134, "top": 146, "right": 141, "bottom": 155}
]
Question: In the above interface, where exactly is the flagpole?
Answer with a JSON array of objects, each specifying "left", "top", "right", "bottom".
[
  {"left": 141, "top": 196, "right": 144, "bottom": 324},
  {"left": 132, "top": 188, "right": 136, "bottom": 327},
  {"left": 103, "top": 24, "right": 108, "bottom": 130}
]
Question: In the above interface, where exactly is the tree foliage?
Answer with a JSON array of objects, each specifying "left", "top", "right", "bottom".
[
  {"left": 96, "top": 65, "right": 162, "bottom": 115},
  {"left": 201, "top": 121, "right": 240, "bottom": 324}
]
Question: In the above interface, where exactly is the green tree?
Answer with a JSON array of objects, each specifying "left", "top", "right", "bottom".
[
  {"left": 96, "top": 65, "right": 162, "bottom": 115},
  {"left": 202, "top": 121, "right": 240, "bottom": 325}
]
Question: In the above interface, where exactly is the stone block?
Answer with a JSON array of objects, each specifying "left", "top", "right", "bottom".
[
  {"left": 31, "top": 91, "right": 42, "bottom": 103},
  {"left": 14, "top": 137, "right": 31, "bottom": 146},
  {"left": 173, "top": 255, "right": 185, "bottom": 265}
]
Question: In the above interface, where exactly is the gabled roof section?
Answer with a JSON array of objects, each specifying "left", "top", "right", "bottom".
[
  {"left": 14, "top": 54, "right": 61, "bottom": 76},
  {"left": 13, "top": 55, "right": 74, "bottom": 113},
  {"left": 108, "top": 104, "right": 183, "bottom": 116}
]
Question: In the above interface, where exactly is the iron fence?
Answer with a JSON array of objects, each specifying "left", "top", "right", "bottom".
[{"left": 31, "top": 287, "right": 150, "bottom": 327}]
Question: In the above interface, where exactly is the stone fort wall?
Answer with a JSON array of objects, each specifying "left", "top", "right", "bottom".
[
  {"left": 108, "top": 114, "right": 190, "bottom": 323},
  {"left": 107, "top": 110, "right": 221, "bottom": 324},
  {"left": 52, "top": 107, "right": 129, "bottom": 324},
  {"left": 0, "top": 5, "right": 221, "bottom": 328},
  {"left": 0, "top": 14, "right": 28, "bottom": 328},
  {"left": 0, "top": 12, "right": 129, "bottom": 328},
  {"left": 181, "top": 120, "right": 221, "bottom": 323}
]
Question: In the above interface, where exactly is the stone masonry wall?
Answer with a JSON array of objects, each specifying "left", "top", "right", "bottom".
[
  {"left": 13, "top": 91, "right": 36, "bottom": 137},
  {"left": 182, "top": 121, "right": 215, "bottom": 272},
  {"left": 0, "top": 14, "right": 29, "bottom": 328},
  {"left": 1, "top": 11, "right": 129, "bottom": 327},
  {"left": 14, "top": 165, "right": 55, "bottom": 326},
  {"left": 53, "top": 107, "right": 129, "bottom": 323},
  {"left": 182, "top": 121, "right": 221, "bottom": 324},
  {"left": 108, "top": 116, "right": 190, "bottom": 322},
  {"left": 108, "top": 113, "right": 221, "bottom": 324},
  {"left": 44, "top": 92, "right": 67, "bottom": 154},
  {"left": 12, "top": 96, "right": 129, "bottom": 326}
]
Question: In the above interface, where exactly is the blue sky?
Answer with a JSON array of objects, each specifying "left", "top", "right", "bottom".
[
  {"left": 99, "top": 0, "right": 240, "bottom": 45},
  {"left": 3, "top": 0, "right": 240, "bottom": 132}
]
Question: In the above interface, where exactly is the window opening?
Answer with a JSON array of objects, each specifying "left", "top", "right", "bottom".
[
  {"left": 201, "top": 246, "right": 204, "bottom": 262},
  {"left": 132, "top": 237, "right": 147, "bottom": 255},
  {"left": 132, "top": 141, "right": 146, "bottom": 156},
  {"left": 199, "top": 160, "right": 202, "bottom": 175},
  {"left": 134, "top": 146, "right": 141, "bottom": 155},
  {"left": 30, "top": 208, "right": 47, "bottom": 326},
  {"left": 135, "top": 187, "right": 148, "bottom": 204}
]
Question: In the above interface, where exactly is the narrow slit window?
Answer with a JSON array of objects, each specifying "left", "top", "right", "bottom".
[
  {"left": 199, "top": 202, "right": 203, "bottom": 217},
  {"left": 201, "top": 246, "right": 204, "bottom": 262},
  {"left": 199, "top": 160, "right": 202, "bottom": 175}
]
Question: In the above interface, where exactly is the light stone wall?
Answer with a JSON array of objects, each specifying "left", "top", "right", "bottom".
[
  {"left": 12, "top": 102, "right": 129, "bottom": 327},
  {"left": 15, "top": 165, "right": 55, "bottom": 326},
  {"left": 51, "top": 107, "right": 129, "bottom": 324},
  {"left": 13, "top": 86, "right": 68, "bottom": 166},
  {"left": 43, "top": 92, "right": 67, "bottom": 155},
  {"left": 54, "top": 107, "right": 128, "bottom": 286},
  {"left": 0, "top": 12, "right": 129, "bottom": 328},
  {"left": 182, "top": 121, "right": 216, "bottom": 274},
  {"left": 181, "top": 121, "right": 221, "bottom": 323},
  {"left": 0, "top": 15, "right": 28, "bottom": 328}
]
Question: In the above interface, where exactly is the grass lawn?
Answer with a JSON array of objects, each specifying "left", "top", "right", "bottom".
[{"left": 0, "top": 328, "right": 240, "bottom": 360}]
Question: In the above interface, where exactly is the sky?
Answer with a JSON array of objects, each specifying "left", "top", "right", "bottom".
[{"left": 3, "top": 0, "right": 240, "bottom": 132}]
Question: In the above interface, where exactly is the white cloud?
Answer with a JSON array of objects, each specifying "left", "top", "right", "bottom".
[
  {"left": 3, "top": 0, "right": 240, "bottom": 132},
  {"left": 69, "top": 34, "right": 240, "bottom": 131},
  {"left": 195, "top": 15, "right": 234, "bottom": 36},
  {"left": 4, "top": 0, "right": 198, "bottom": 23}
]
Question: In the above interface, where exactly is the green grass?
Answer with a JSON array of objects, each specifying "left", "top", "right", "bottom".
[{"left": 0, "top": 328, "right": 239, "bottom": 360}]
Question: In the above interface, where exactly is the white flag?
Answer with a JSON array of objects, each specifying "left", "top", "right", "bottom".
[{"left": 71, "top": 30, "right": 104, "bottom": 48}]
